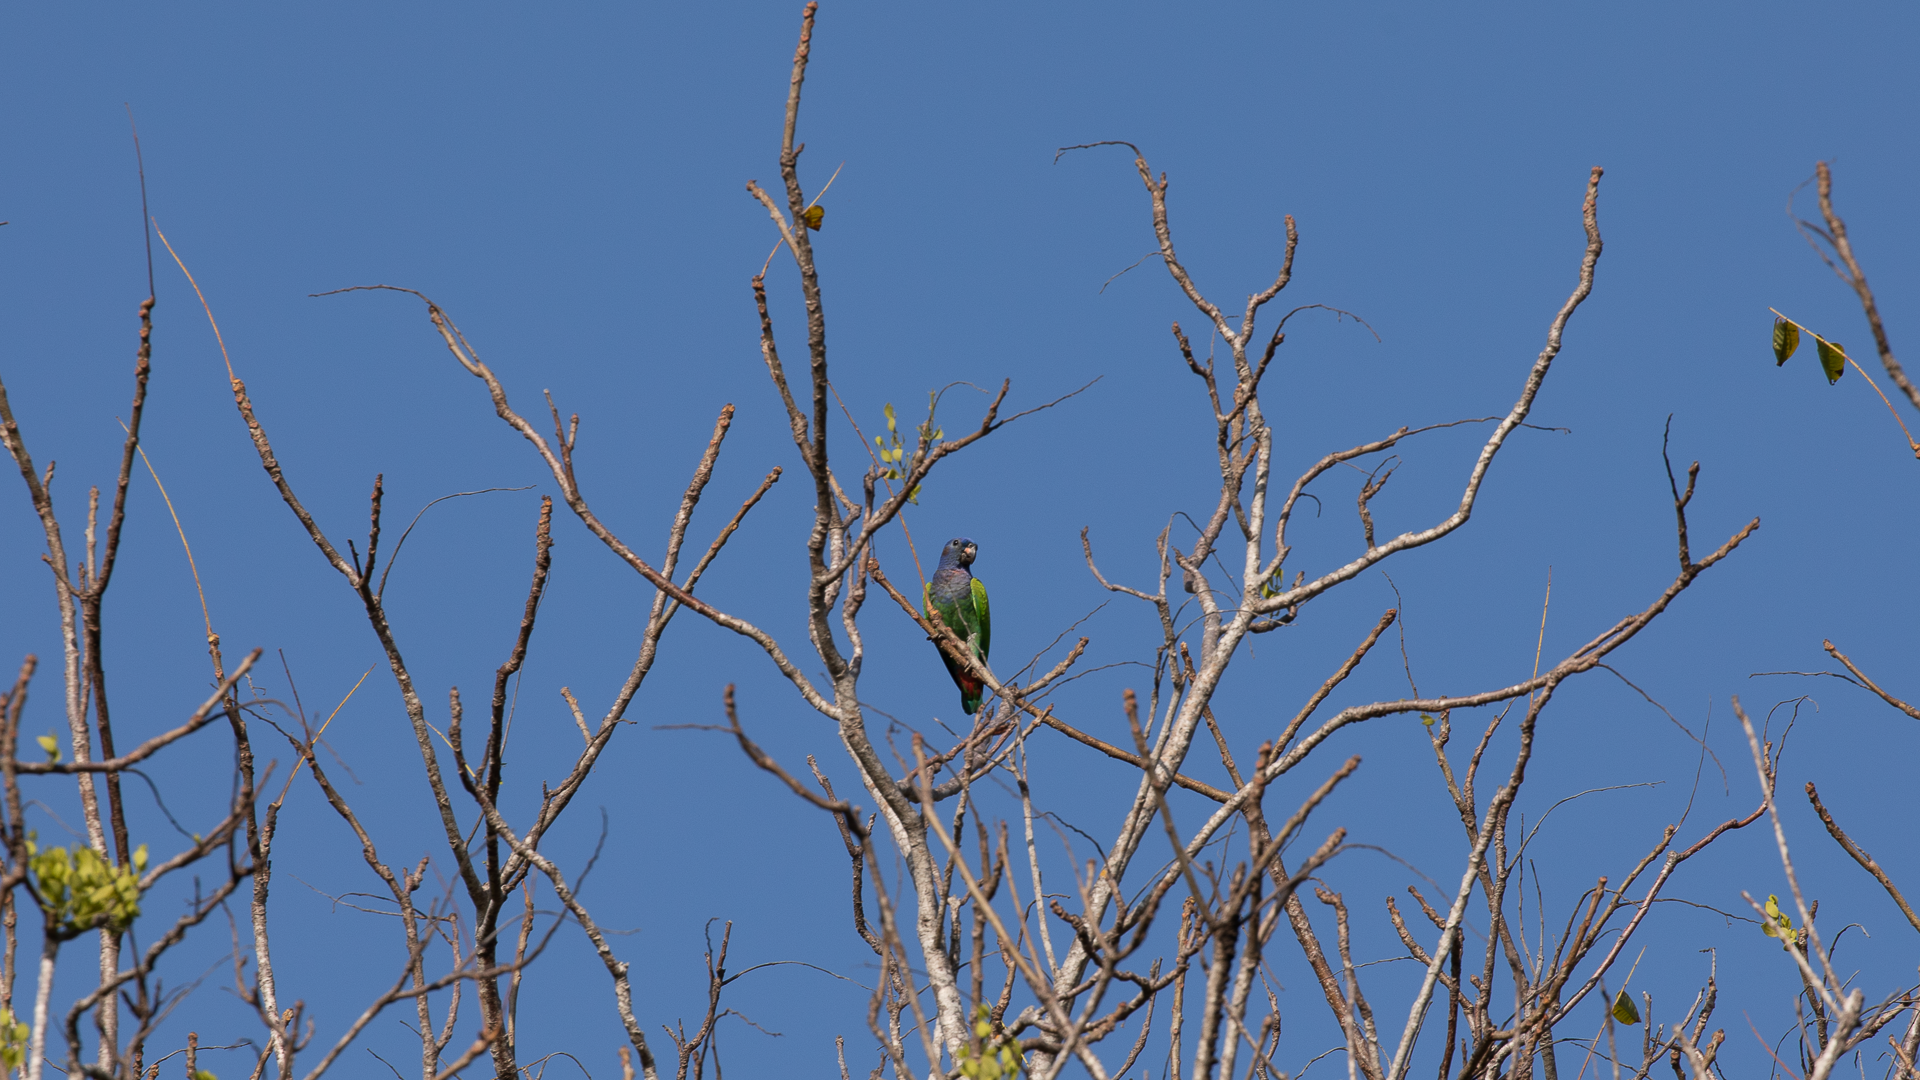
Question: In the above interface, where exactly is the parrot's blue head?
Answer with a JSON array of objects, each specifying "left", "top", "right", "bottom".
[{"left": 939, "top": 537, "right": 978, "bottom": 570}]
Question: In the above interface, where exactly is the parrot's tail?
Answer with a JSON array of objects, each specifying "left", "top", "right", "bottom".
[{"left": 959, "top": 677, "right": 984, "bottom": 717}]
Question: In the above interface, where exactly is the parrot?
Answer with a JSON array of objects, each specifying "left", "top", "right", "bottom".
[{"left": 924, "top": 537, "right": 991, "bottom": 716}]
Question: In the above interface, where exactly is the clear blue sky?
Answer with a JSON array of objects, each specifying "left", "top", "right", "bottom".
[{"left": 4, "top": 3, "right": 1918, "bottom": 1077}]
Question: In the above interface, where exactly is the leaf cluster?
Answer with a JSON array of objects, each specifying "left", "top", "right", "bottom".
[
  {"left": 1759, "top": 893, "right": 1802, "bottom": 950},
  {"left": 28, "top": 838, "right": 148, "bottom": 938},
  {"left": 954, "top": 1006, "right": 1024, "bottom": 1080},
  {"left": 873, "top": 396, "right": 943, "bottom": 504},
  {"left": 0, "top": 1008, "right": 25, "bottom": 1074}
]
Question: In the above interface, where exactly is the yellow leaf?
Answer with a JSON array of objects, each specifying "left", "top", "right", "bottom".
[
  {"left": 35, "top": 734, "right": 59, "bottom": 762},
  {"left": 800, "top": 205, "right": 825, "bottom": 230},
  {"left": 1762, "top": 893, "right": 1800, "bottom": 949}
]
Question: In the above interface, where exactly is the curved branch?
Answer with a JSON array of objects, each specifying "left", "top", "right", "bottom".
[
  {"left": 1259, "top": 168, "right": 1607, "bottom": 615},
  {"left": 17, "top": 650, "right": 261, "bottom": 775},
  {"left": 317, "top": 285, "right": 838, "bottom": 721},
  {"left": 1822, "top": 639, "right": 1920, "bottom": 720}
]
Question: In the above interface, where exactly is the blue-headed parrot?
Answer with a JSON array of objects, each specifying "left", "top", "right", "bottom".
[{"left": 924, "top": 537, "right": 990, "bottom": 716}]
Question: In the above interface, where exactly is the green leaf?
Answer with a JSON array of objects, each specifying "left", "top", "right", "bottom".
[
  {"left": 1773, "top": 319, "right": 1800, "bottom": 366},
  {"left": 1816, "top": 338, "right": 1846, "bottom": 384},
  {"left": 35, "top": 734, "right": 59, "bottom": 762},
  {"left": 1611, "top": 989, "right": 1640, "bottom": 1025},
  {"left": 1420, "top": 714, "right": 1437, "bottom": 727}
]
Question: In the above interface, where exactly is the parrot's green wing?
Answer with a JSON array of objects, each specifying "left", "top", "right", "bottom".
[
  {"left": 970, "top": 577, "right": 990, "bottom": 661},
  {"left": 924, "top": 582, "right": 963, "bottom": 645}
]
